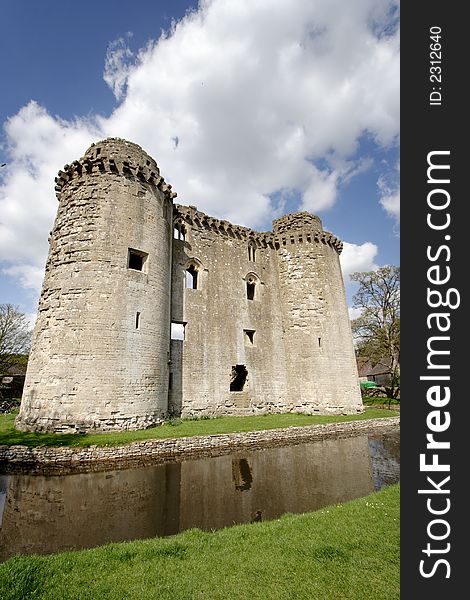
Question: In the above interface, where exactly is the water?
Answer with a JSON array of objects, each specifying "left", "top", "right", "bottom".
[{"left": 0, "top": 428, "right": 399, "bottom": 561}]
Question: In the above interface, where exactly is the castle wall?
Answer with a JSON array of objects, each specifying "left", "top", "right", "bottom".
[
  {"left": 17, "top": 139, "right": 175, "bottom": 432},
  {"left": 17, "top": 137, "right": 362, "bottom": 433},
  {"left": 170, "top": 208, "right": 289, "bottom": 416},
  {"left": 274, "top": 213, "right": 363, "bottom": 413}
]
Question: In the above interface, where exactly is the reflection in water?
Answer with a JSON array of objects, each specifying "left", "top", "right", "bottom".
[
  {"left": 232, "top": 458, "right": 253, "bottom": 491},
  {"left": 368, "top": 430, "right": 400, "bottom": 490},
  {"left": 0, "top": 429, "right": 399, "bottom": 561}
]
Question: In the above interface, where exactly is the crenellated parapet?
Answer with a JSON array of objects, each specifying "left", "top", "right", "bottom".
[
  {"left": 54, "top": 138, "right": 177, "bottom": 201},
  {"left": 174, "top": 205, "right": 343, "bottom": 253},
  {"left": 273, "top": 212, "right": 322, "bottom": 234},
  {"left": 173, "top": 204, "right": 275, "bottom": 248}
]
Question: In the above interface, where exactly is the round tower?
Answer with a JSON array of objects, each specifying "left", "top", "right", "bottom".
[
  {"left": 273, "top": 212, "right": 362, "bottom": 414},
  {"left": 16, "top": 138, "right": 175, "bottom": 432}
]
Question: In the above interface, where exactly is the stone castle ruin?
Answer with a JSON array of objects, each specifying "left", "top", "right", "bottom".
[{"left": 16, "top": 138, "right": 362, "bottom": 433}]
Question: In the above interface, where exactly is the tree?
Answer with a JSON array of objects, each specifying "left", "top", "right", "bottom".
[
  {"left": 0, "top": 304, "right": 32, "bottom": 374},
  {"left": 350, "top": 266, "right": 400, "bottom": 399}
]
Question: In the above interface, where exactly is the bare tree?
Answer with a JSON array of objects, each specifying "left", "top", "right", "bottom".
[
  {"left": 0, "top": 304, "right": 32, "bottom": 373},
  {"left": 351, "top": 266, "right": 400, "bottom": 399}
]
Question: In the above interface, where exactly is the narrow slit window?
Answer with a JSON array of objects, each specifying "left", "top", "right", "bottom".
[
  {"left": 230, "top": 365, "right": 248, "bottom": 391},
  {"left": 318, "top": 337, "right": 322, "bottom": 347},
  {"left": 186, "top": 265, "right": 198, "bottom": 289},
  {"left": 135, "top": 312, "right": 141, "bottom": 329},
  {"left": 128, "top": 248, "right": 148, "bottom": 272},
  {"left": 246, "top": 280, "right": 255, "bottom": 300}
]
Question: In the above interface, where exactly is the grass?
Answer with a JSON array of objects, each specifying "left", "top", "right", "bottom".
[
  {"left": 0, "top": 408, "right": 399, "bottom": 449},
  {"left": 362, "top": 397, "right": 400, "bottom": 408},
  {"left": 0, "top": 483, "right": 400, "bottom": 600}
]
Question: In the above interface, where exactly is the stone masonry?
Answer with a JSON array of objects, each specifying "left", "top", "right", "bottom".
[{"left": 16, "top": 138, "right": 363, "bottom": 433}]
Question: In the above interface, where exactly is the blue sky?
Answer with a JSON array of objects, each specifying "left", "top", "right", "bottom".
[{"left": 0, "top": 0, "right": 399, "bottom": 323}]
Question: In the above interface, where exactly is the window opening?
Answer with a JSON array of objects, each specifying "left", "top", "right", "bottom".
[
  {"left": 171, "top": 322, "right": 186, "bottom": 340},
  {"left": 186, "top": 265, "right": 198, "bottom": 289},
  {"left": 318, "top": 337, "right": 322, "bottom": 347},
  {"left": 128, "top": 248, "right": 148, "bottom": 272},
  {"left": 248, "top": 245, "right": 256, "bottom": 261},
  {"left": 135, "top": 312, "right": 141, "bottom": 329},
  {"left": 174, "top": 223, "right": 186, "bottom": 241},
  {"left": 230, "top": 364, "right": 248, "bottom": 391},
  {"left": 244, "top": 330, "right": 255, "bottom": 345},
  {"left": 246, "top": 280, "right": 255, "bottom": 300}
]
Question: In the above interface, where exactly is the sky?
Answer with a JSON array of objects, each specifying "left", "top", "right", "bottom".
[{"left": 0, "top": 0, "right": 399, "bottom": 325}]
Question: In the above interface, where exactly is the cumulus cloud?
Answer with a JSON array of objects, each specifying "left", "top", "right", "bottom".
[
  {"left": 340, "top": 241, "right": 379, "bottom": 280},
  {"left": 103, "top": 34, "right": 138, "bottom": 101},
  {"left": 378, "top": 161, "right": 400, "bottom": 225},
  {"left": 0, "top": 0, "right": 399, "bottom": 297},
  {"left": 0, "top": 102, "right": 99, "bottom": 283}
]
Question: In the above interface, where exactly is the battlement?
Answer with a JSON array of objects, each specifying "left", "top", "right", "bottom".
[
  {"left": 54, "top": 138, "right": 177, "bottom": 201},
  {"left": 174, "top": 204, "right": 276, "bottom": 248},
  {"left": 174, "top": 205, "right": 343, "bottom": 253}
]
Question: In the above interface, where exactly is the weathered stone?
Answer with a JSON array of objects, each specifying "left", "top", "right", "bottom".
[{"left": 16, "top": 137, "right": 363, "bottom": 433}]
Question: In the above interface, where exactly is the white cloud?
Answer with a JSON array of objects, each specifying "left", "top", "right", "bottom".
[
  {"left": 2, "top": 264, "right": 44, "bottom": 292},
  {"left": 348, "top": 306, "right": 363, "bottom": 321},
  {"left": 0, "top": 102, "right": 99, "bottom": 290},
  {"left": 340, "top": 241, "right": 378, "bottom": 280},
  {"left": 103, "top": 35, "right": 138, "bottom": 101},
  {"left": 378, "top": 161, "right": 400, "bottom": 225},
  {"left": 0, "top": 0, "right": 399, "bottom": 297}
]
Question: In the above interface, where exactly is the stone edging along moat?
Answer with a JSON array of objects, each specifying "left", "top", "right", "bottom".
[{"left": 0, "top": 416, "right": 400, "bottom": 474}]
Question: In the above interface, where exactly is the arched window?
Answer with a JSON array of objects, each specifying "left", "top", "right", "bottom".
[
  {"left": 248, "top": 242, "right": 256, "bottom": 262},
  {"left": 185, "top": 258, "right": 204, "bottom": 290},
  {"left": 244, "top": 272, "right": 260, "bottom": 301}
]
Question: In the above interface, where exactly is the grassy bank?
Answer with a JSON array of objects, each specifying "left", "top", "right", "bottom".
[
  {"left": 0, "top": 483, "right": 400, "bottom": 600},
  {"left": 0, "top": 408, "right": 398, "bottom": 448},
  {"left": 362, "top": 397, "right": 400, "bottom": 408}
]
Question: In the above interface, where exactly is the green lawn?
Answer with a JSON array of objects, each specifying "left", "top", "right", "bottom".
[
  {"left": 0, "top": 483, "right": 400, "bottom": 600},
  {"left": 0, "top": 408, "right": 399, "bottom": 448},
  {"left": 362, "top": 397, "right": 400, "bottom": 406}
]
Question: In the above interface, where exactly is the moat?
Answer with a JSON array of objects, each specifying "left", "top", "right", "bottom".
[{"left": 0, "top": 428, "right": 399, "bottom": 561}]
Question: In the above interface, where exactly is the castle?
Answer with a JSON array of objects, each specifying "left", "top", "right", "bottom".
[{"left": 16, "top": 138, "right": 363, "bottom": 433}]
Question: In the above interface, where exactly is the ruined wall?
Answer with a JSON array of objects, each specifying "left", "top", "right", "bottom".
[
  {"left": 274, "top": 213, "right": 362, "bottom": 413},
  {"left": 170, "top": 206, "right": 289, "bottom": 417},
  {"left": 17, "top": 139, "right": 175, "bottom": 432},
  {"left": 17, "top": 137, "right": 361, "bottom": 433},
  {"left": 170, "top": 207, "right": 362, "bottom": 417}
]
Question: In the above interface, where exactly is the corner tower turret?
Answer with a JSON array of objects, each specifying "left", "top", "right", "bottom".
[
  {"left": 16, "top": 138, "right": 175, "bottom": 432},
  {"left": 273, "top": 212, "right": 362, "bottom": 414}
]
